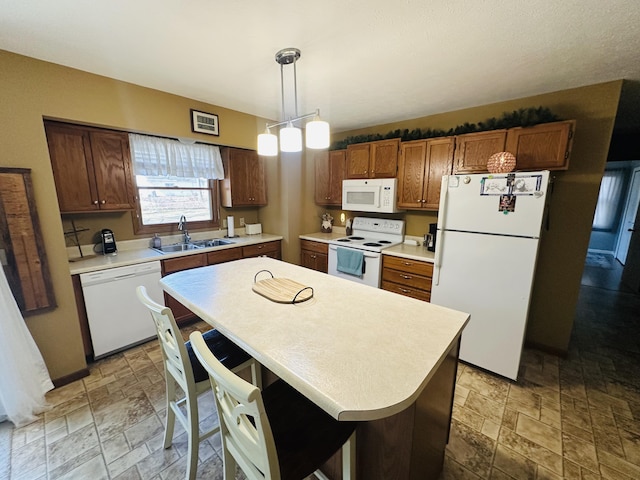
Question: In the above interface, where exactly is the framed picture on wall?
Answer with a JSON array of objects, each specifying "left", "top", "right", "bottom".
[{"left": 190, "top": 109, "right": 219, "bottom": 136}]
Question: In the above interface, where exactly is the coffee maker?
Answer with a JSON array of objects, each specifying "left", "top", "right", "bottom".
[
  {"left": 100, "top": 228, "right": 117, "bottom": 255},
  {"left": 424, "top": 223, "right": 437, "bottom": 252}
]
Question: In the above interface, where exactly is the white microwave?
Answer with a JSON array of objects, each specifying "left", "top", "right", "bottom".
[{"left": 342, "top": 178, "right": 403, "bottom": 213}]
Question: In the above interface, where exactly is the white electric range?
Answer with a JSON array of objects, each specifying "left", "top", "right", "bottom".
[{"left": 327, "top": 217, "right": 405, "bottom": 287}]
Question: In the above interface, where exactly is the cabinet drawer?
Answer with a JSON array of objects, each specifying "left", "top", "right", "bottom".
[
  {"left": 300, "top": 239, "right": 329, "bottom": 255},
  {"left": 242, "top": 241, "right": 281, "bottom": 258},
  {"left": 382, "top": 267, "right": 431, "bottom": 290},
  {"left": 161, "top": 253, "right": 207, "bottom": 275},
  {"left": 207, "top": 247, "right": 242, "bottom": 265},
  {"left": 382, "top": 255, "right": 433, "bottom": 277},
  {"left": 381, "top": 281, "right": 431, "bottom": 302}
]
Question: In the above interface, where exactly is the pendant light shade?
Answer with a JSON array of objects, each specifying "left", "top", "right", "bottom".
[
  {"left": 258, "top": 130, "right": 278, "bottom": 156},
  {"left": 306, "top": 118, "right": 330, "bottom": 149},
  {"left": 257, "top": 48, "right": 330, "bottom": 155},
  {"left": 280, "top": 123, "right": 302, "bottom": 152}
]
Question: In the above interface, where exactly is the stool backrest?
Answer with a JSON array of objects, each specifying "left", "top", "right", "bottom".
[
  {"left": 190, "top": 331, "right": 280, "bottom": 480},
  {"left": 136, "top": 286, "right": 194, "bottom": 392}
]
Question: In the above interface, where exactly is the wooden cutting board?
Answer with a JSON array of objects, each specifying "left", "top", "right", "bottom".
[{"left": 252, "top": 277, "right": 313, "bottom": 304}]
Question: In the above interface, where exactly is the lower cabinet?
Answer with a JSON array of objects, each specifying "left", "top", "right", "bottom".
[
  {"left": 300, "top": 239, "right": 328, "bottom": 273},
  {"left": 242, "top": 241, "right": 281, "bottom": 259},
  {"left": 381, "top": 255, "right": 433, "bottom": 302},
  {"left": 161, "top": 240, "right": 282, "bottom": 324},
  {"left": 161, "top": 253, "right": 208, "bottom": 325}
]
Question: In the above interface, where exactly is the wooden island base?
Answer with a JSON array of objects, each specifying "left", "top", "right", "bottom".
[{"left": 321, "top": 340, "right": 459, "bottom": 479}]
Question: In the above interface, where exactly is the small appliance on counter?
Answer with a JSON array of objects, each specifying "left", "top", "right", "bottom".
[
  {"left": 424, "top": 223, "right": 437, "bottom": 252},
  {"left": 245, "top": 223, "right": 262, "bottom": 235},
  {"left": 100, "top": 228, "right": 117, "bottom": 255}
]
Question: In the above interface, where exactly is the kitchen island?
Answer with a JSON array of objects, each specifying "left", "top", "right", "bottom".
[{"left": 161, "top": 257, "right": 469, "bottom": 479}]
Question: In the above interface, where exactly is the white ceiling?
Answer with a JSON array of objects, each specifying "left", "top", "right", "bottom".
[{"left": 2, "top": 0, "right": 640, "bottom": 132}]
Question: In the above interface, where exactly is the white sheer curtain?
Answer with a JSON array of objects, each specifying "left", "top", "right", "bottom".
[
  {"left": 593, "top": 169, "right": 625, "bottom": 230},
  {"left": 0, "top": 266, "right": 53, "bottom": 427},
  {"left": 129, "top": 134, "right": 224, "bottom": 178}
]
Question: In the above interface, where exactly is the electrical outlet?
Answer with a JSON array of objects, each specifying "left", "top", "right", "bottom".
[
  {"left": 222, "top": 219, "right": 227, "bottom": 228},
  {"left": 240, "top": 217, "right": 245, "bottom": 226}
]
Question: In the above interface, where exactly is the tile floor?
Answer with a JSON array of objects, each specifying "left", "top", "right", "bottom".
[{"left": 5, "top": 265, "right": 640, "bottom": 479}]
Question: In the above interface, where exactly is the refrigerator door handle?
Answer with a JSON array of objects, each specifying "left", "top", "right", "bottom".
[{"left": 433, "top": 176, "right": 450, "bottom": 286}]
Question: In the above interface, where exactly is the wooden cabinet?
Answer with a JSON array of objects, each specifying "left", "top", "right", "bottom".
[
  {"left": 300, "top": 239, "right": 328, "bottom": 273},
  {"left": 346, "top": 138, "right": 400, "bottom": 179},
  {"left": 220, "top": 147, "right": 267, "bottom": 207},
  {"left": 44, "top": 121, "right": 135, "bottom": 213},
  {"left": 0, "top": 168, "right": 56, "bottom": 314},
  {"left": 315, "top": 150, "right": 346, "bottom": 206},
  {"left": 505, "top": 120, "right": 575, "bottom": 171},
  {"left": 242, "top": 240, "right": 281, "bottom": 259},
  {"left": 381, "top": 255, "right": 433, "bottom": 302},
  {"left": 453, "top": 130, "right": 507, "bottom": 174},
  {"left": 398, "top": 137, "right": 454, "bottom": 210},
  {"left": 160, "top": 240, "right": 281, "bottom": 323},
  {"left": 161, "top": 253, "right": 207, "bottom": 324}
]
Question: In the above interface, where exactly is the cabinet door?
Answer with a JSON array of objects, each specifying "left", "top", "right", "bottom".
[
  {"left": 346, "top": 143, "right": 371, "bottom": 178},
  {"left": 505, "top": 120, "right": 575, "bottom": 171},
  {"left": 423, "top": 137, "right": 454, "bottom": 209},
  {"left": 397, "top": 140, "right": 427, "bottom": 209},
  {"left": 453, "top": 130, "right": 507, "bottom": 174},
  {"left": 45, "top": 122, "right": 99, "bottom": 212},
  {"left": 221, "top": 148, "right": 266, "bottom": 207},
  {"left": 370, "top": 138, "right": 400, "bottom": 178},
  {"left": 161, "top": 253, "right": 207, "bottom": 325},
  {"left": 301, "top": 250, "right": 328, "bottom": 273},
  {"left": 89, "top": 130, "right": 135, "bottom": 210},
  {"left": 242, "top": 241, "right": 281, "bottom": 259},
  {"left": 314, "top": 150, "right": 331, "bottom": 204},
  {"left": 327, "top": 150, "right": 346, "bottom": 205}
]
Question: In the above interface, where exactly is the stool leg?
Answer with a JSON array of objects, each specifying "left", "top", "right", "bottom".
[
  {"left": 185, "top": 388, "right": 200, "bottom": 480},
  {"left": 164, "top": 374, "right": 177, "bottom": 449},
  {"left": 342, "top": 431, "right": 356, "bottom": 480}
]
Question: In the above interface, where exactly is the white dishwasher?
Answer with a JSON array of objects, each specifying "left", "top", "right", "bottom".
[{"left": 80, "top": 261, "right": 163, "bottom": 359}]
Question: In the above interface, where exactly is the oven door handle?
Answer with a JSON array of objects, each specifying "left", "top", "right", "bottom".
[{"left": 329, "top": 245, "right": 380, "bottom": 258}]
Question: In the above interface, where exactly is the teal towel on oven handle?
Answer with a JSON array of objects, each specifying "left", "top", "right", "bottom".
[{"left": 336, "top": 247, "right": 364, "bottom": 277}]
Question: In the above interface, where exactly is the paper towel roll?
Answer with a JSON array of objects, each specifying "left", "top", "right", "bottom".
[{"left": 227, "top": 216, "right": 235, "bottom": 237}]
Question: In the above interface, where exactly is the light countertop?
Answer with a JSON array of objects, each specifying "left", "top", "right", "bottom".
[
  {"left": 161, "top": 257, "right": 468, "bottom": 421},
  {"left": 300, "top": 231, "right": 435, "bottom": 263},
  {"left": 68, "top": 232, "right": 283, "bottom": 275}
]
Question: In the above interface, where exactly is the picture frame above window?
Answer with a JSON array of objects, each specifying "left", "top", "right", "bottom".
[{"left": 190, "top": 109, "right": 219, "bottom": 136}]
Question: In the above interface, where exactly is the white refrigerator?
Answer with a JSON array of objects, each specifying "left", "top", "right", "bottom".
[{"left": 430, "top": 170, "right": 550, "bottom": 380}]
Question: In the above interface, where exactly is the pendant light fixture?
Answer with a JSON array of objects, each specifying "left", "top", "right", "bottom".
[{"left": 257, "top": 48, "right": 330, "bottom": 156}]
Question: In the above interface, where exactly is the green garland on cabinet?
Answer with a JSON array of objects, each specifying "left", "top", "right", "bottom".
[{"left": 330, "top": 106, "right": 560, "bottom": 150}]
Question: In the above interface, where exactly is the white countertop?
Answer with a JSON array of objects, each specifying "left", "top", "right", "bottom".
[
  {"left": 161, "top": 257, "right": 468, "bottom": 421},
  {"left": 68, "top": 233, "right": 283, "bottom": 275},
  {"left": 300, "top": 231, "right": 435, "bottom": 263}
]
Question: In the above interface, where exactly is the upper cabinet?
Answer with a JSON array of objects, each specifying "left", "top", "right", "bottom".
[
  {"left": 220, "top": 147, "right": 267, "bottom": 207},
  {"left": 504, "top": 120, "right": 575, "bottom": 171},
  {"left": 346, "top": 138, "right": 400, "bottom": 179},
  {"left": 453, "top": 130, "right": 507, "bottom": 174},
  {"left": 315, "top": 149, "right": 346, "bottom": 206},
  {"left": 398, "top": 137, "right": 454, "bottom": 210},
  {"left": 45, "top": 121, "right": 135, "bottom": 213}
]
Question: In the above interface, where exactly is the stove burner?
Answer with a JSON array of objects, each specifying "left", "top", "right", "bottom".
[
  {"left": 348, "top": 236, "right": 365, "bottom": 240},
  {"left": 337, "top": 238, "right": 351, "bottom": 242},
  {"left": 363, "top": 242, "right": 383, "bottom": 247},
  {"left": 378, "top": 240, "right": 392, "bottom": 244}
]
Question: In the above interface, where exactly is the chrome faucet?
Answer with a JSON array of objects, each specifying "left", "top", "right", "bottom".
[{"left": 178, "top": 215, "right": 191, "bottom": 243}]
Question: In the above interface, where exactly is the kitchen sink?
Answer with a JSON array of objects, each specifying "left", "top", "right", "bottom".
[{"left": 151, "top": 238, "right": 235, "bottom": 254}]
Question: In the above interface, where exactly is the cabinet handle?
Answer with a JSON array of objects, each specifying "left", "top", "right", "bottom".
[
  {"left": 311, "top": 254, "right": 316, "bottom": 259},
  {"left": 101, "top": 200, "right": 106, "bottom": 204},
  {"left": 399, "top": 288, "right": 410, "bottom": 293},
  {"left": 401, "top": 274, "right": 412, "bottom": 280},
  {"left": 402, "top": 261, "right": 413, "bottom": 266},
  {"left": 93, "top": 200, "right": 99, "bottom": 205},
  {"left": 258, "top": 245, "right": 263, "bottom": 249}
]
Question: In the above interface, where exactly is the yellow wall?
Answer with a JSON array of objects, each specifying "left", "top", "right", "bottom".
[
  {"left": 0, "top": 47, "right": 621, "bottom": 382},
  {"left": 328, "top": 81, "right": 622, "bottom": 353},
  {"left": 0, "top": 49, "right": 269, "bottom": 381}
]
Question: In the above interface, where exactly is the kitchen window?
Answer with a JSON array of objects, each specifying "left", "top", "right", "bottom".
[{"left": 129, "top": 134, "right": 224, "bottom": 234}]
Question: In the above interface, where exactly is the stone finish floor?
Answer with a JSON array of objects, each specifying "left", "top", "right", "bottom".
[{"left": 5, "top": 274, "right": 640, "bottom": 479}]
